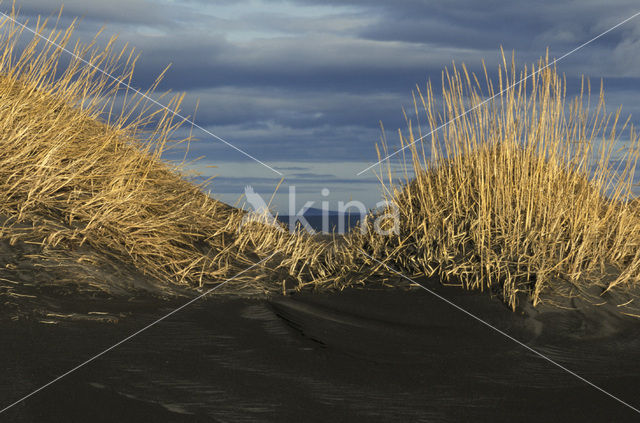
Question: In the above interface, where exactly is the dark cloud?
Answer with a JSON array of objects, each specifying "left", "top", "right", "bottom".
[
  {"left": 180, "top": 123, "right": 383, "bottom": 162},
  {"left": 166, "top": 87, "right": 408, "bottom": 130},
  {"left": 12, "top": 0, "right": 193, "bottom": 25},
  {"left": 274, "top": 166, "right": 309, "bottom": 171},
  {"left": 350, "top": 0, "right": 638, "bottom": 50}
]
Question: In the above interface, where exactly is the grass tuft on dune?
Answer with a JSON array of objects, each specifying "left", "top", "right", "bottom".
[
  {"left": 350, "top": 51, "right": 640, "bottom": 310},
  {"left": 0, "top": 10, "right": 340, "bottom": 295}
]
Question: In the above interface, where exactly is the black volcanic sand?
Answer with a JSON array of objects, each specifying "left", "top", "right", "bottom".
[{"left": 1, "top": 278, "right": 640, "bottom": 423}]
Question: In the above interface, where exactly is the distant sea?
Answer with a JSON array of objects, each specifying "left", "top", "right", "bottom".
[{"left": 277, "top": 210, "right": 362, "bottom": 234}]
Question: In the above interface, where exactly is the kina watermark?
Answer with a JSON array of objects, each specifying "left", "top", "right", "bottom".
[{"left": 240, "top": 186, "right": 399, "bottom": 235}]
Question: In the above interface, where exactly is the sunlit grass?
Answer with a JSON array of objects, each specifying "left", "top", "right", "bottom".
[
  {"left": 0, "top": 9, "right": 338, "bottom": 295},
  {"left": 349, "top": 51, "right": 640, "bottom": 309}
]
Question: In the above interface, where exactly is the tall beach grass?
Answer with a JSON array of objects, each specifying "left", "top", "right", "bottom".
[
  {"left": 349, "top": 51, "right": 640, "bottom": 309},
  {"left": 0, "top": 9, "right": 342, "bottom": 295}
]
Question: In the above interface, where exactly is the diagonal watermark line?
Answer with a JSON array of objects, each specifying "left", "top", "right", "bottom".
[
  {"left": 0, "top": 252, "right": 277, "bottom": 415},
  {"left": 357, "top": 11, "right": 640, "bottom": 176},
  {"left": 0, "top": 10, "right": 283, "bottom": 176},
  {"left": 360, "top": 250, "right": 640, "bottom": 415}
]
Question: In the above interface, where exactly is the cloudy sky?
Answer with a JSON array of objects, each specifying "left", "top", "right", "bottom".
[{"left": 7, "top": 0, "right": 640, "bottom": 212}]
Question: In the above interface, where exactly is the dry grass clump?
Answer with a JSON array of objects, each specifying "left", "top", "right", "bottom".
[
  {"left": 0, "top": 10, "right": 337, "bottom": 295},
  {"left": 350, "top": 52, "right": 640, "bottom": 309}
]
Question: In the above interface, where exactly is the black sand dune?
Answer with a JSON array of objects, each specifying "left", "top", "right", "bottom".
[{"left": 2, "top": 281, "right": 640, "bottom": 422}]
